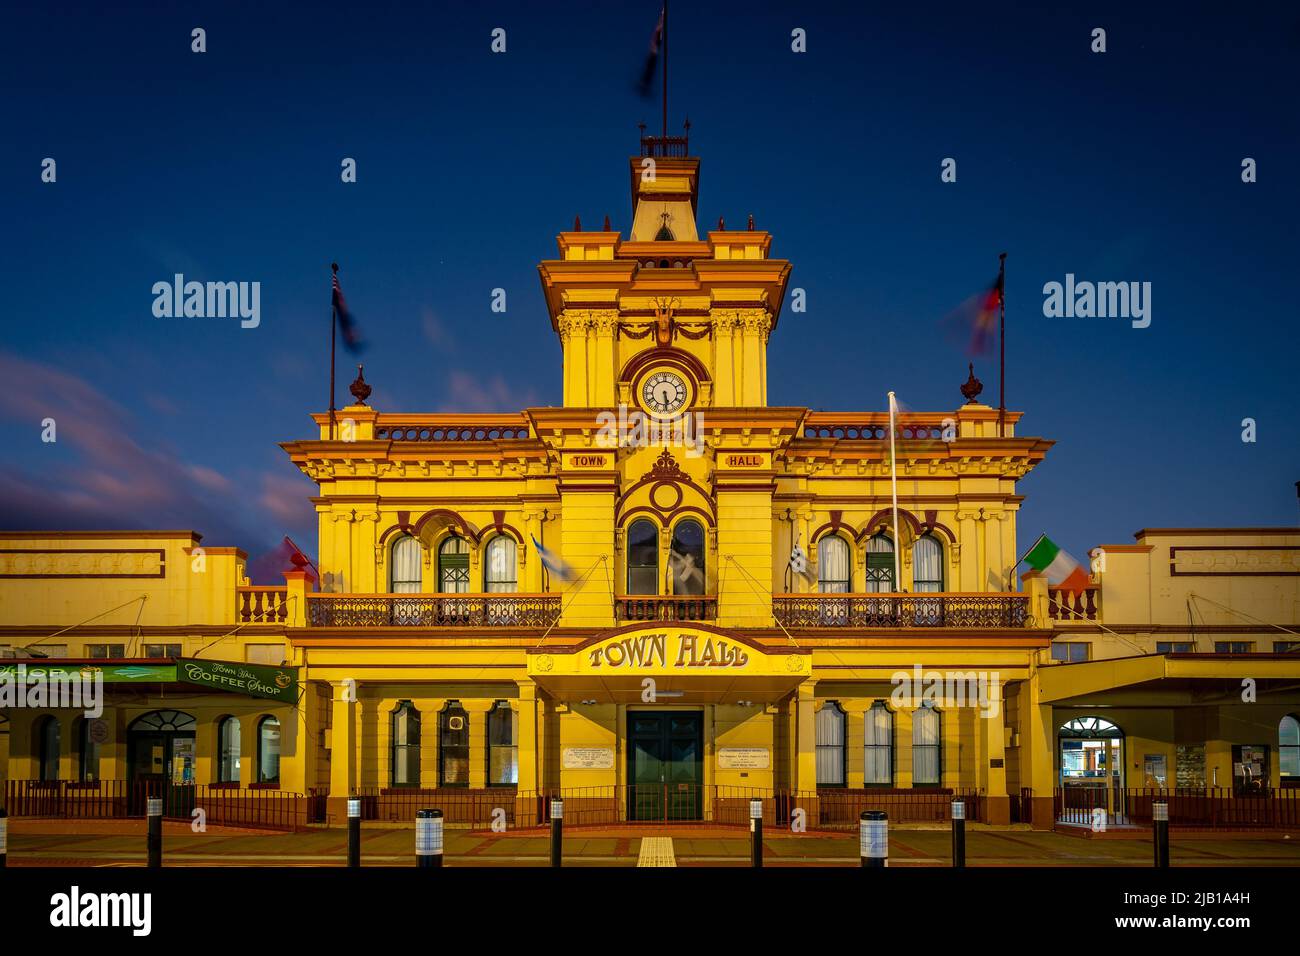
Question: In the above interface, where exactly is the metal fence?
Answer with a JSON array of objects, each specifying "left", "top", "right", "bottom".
[{"left": 1054, "top": 786, "right": 1300, "bottom": 829}]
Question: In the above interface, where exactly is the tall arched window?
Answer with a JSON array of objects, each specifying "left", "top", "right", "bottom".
[
  {"left": 484, "top": 536, "right": 518, "bottom": 593},
  {"left": 816, "top": 701, "right": 846, "bottom": 786},
  {"left": 77, "top": 718, "right": 100, "bottom": 783},
  {"left": 865, "top": 533, "right": 896, "bottom": 592},
  {"left": 912, "top": 702, "right": 942, "bottom": 786},
  {"left": 391, "top": 701, "right": 421, "bottom": 787},
  {"left": 218, "top": 717, "right": 241, "bottom": 783},
  {"left": 913, "top": 535, "right": 944, "bottom": 592},
  {"left": 626, "top": 519, "right": 659, "bottom": 594},
  {"left": 257, "top": 717, "right": 280, "bottom": 785},
  {"left": 438, "top": 536, "right": 470, "bottom": 593},
  {"left": 488, "top": 701, "right": 518, "bottom": 786},
  {"left": 1280, "top": 714, "right": 1300, "bottom": 782},
  {"left": 864, "top": 702, "right": 893, "bottom": 786},
  {"left": 818, "top": 535, "right": 851, "bottom": 593},
  {"left": 36, "top": 716, "right": 60, "bottom": 781},
  {"left": 390, "top": 534, "right": 422, "bottom": 593},
  {"left": 439, "top": 701, "right": 470, "bottom": 787},
  {"left": 669, "top": 520, "right": 705, "bottom": 595}
]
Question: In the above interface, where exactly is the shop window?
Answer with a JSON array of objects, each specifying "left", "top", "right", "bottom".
[
  {"left": 864, "top": 702, "right": 894, "bottom": 786},
  {"left": 1156, "top": 642, "right": 1194, "bottom": 654},
  {"left": 257, "top": 716, "right": 281, "bottom": 785},
  {"left": 1214, "top": 641, "right": 1254, "bottom": 654},
  {"left": 487, "top": 701, "right": 518, "bottom": 786},
  {"left": 439, "top": 701, "right": 470, "bottom": 787},
  {"left": 865, "top": 534, "right": 895, "bottom": 592},
  {"left": 815, "top": 701, "right": 846, "bottom": 786},
  {"left": 390, "top": 534, "right": 422, "bottom": 592},
  {"left": 391, "top": 701, "right": 421, "bottom": 787},
  {"left": 912, "top": 535, "right": 944, "bottom": 592},
  {"left": 245, "top": 644, "right": 285, "bottom": 665},
  {"left": 143, "top": 643, "right": 182, "bottom": 658},
  {"left": 669, "top": 520, "right": 706, "bottom": 595},
  {"left": 1051, "top": 642, "right": 1090, "bottom": 662},
  {"left": 817, "top": 535, "right": 850, "bottom": 593},
  {"left": 484, "top": 536, "right": 518, "bottom": 593},
  {"left": 218, "top": 717, "right": 241, "bottom": 783},
  {"left": 626, "top": 519, "right": 659, "bottom": 595},
  {"left": 86, "top": 644, "right": 125, "bottom": 658},
  {"left": 77, "top": 717, "right": 100, "bottom": 783},
  {"left": 1279, "top": 716, "right": 1299, "bottom": 782},
  {"left": 36, "top": 716, "right": 60, "bottom": 781},
  {"left": 1275, "top": 641, "right": 1300, "bottom": 654},
  {"left": 438, "top": 537, "right": 470, "bottom": 593},
  {"left": 912, "top": 702, "right": 942, "bottom": 787}
]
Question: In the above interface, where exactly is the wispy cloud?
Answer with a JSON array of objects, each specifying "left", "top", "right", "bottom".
[{"left": 437, "top": 370, "right": 539, "bottom": 412}]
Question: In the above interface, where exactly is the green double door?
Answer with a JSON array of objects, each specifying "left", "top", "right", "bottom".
[{"left": 628, "top": 711, "right": 703, "bottom": 821}]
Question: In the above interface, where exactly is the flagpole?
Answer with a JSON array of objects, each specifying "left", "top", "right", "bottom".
[
  {"left": 661, "top": 0, "right": 668, "bottom": 141},
  {"left": 998, "top": 251, "right": 1007, "bottom": 438},
  {"left": 329, "top": 262, "right": 338, "bottom": 441},
  {"left": 888, "top": 391, "right": 901, "bottom": 592}
]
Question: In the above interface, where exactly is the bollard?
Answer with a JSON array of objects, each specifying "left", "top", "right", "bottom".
[
  {"left": 416, "top": 809, "right": 443, "bottom": 868},
  {"left": 1152, "top": 802, "right": 1169, "bottom": 869},
  {"left": 550, "top": 798, "right": 564, "bottom": 868},
  {"left": 347, "top": 798, "right": 361, "bottom": 868},
  {"left": 146, "top": 798, "right": 163, "bottom": 869},
  {"left": 0, "top": 806, "right": 7, "bottom": 868},
  {"left": 749, "top": 798, "right": 764, "bottom": 869},
  {"left": 860, "top": 810, "right": 887, "bottom": 868},
  {"left": 951, "top": 800, "right": 966, "bottom": 869}
]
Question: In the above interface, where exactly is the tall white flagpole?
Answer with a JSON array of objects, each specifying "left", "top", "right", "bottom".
[{"left": 887, "top": 391, "right": 901, "bottom": 592}]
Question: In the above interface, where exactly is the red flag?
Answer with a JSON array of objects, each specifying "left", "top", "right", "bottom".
[{"left": 970, "top": 272, "right": 1003, "bottom": 355}]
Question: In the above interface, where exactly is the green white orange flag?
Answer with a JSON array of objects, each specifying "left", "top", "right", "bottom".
[{"left": 1021, "top": 534, "right": 1090, "bottom": 594}]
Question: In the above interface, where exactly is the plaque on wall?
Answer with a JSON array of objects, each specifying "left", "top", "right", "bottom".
[
  {"left": 717, "top": 747, "right": 771, "bottom": 770},
  {"left": 562, "top": 747, "right": 614, "bottom": 769}
]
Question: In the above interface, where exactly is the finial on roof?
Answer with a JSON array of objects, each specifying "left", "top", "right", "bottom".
[
  {"left": 573, "top": 215, "right": 582, "bottom": 232},
  {"left": 748, "top": 213, "right": 755, "bottom": 230},
  {"left": 350, "top": 364, "right": 372, "bottom": 406},
  {"left": 603, "top": 214, "right": 611, "bottom": 231},
  {"left": 960, "top": 363, "right": 983, "bottom": 405},
  {"left": 717, "top": 216, "right": 725, "bottom": 230}
]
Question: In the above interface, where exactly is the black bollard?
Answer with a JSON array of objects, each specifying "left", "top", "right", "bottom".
[
  {"left": 0, "top": 805, "right": 7, "bottom": 868},
  {"left": 951, "top": 800, "right": 966, "bottom": 869},
  {"left": 347, "top": 797, "right": 361, "bottom": 868},
  {"left": 1152, "top": 801, "right": 1169, "bottom": 868},
  {"left": 860, "top": 810, "right": 887, "bottom": 868},
  {"left": 146, "top": 797, "right": 163, "bottom": 869},
  {"left": 749, "top": 798, "right": 764, "bottom": 869},
  {"left": 416, "top": 808, "right": 443, "bottom": 868},
  {"left": 550, "top": 798, "right": 563, "bottom": 868}
]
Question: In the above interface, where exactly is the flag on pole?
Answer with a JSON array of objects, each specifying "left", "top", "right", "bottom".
[
  {"left": 531, "top": 535, "right": 577, "bottom": 584},
  {"left": 969, "top": 271, "right": 1004, "bottom": 354},
  {"left": 1021, "top": 534, "right": 1091, "bottom": 594},
  {"left": 332, "top": 269, "right": 364, "bottom": 353},
  {"left": 638, "top": 7, "right": 664, "bottom": 97}
]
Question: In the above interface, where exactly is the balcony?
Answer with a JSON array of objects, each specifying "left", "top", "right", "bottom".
[
  {"left": 237, "top": 586, "right": 289, "bottom": 623},
  {"left": 1048, "top": 585, "right": 1099, "bottom": 622},
  {"left": 772, "top": 593, "right": 1031, "bottom": 629},
  {"left": 616, "top": 595, "right": 718, "bottom": 622},
  {"left": 307, "top": 593, "right": 561, "bottom": 627}
]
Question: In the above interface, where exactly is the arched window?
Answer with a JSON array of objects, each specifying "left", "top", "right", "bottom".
[
  {"left": 816, "top": 701, "right": 846, "bottom": 786},
  {"left": 488, "top": 701, "right": 518, "bottom": 786},
  {"left": 390, "top": 534, "right": 422, "bottom": 593},
  {"left": 865, "top": 534, "right": 895, "bottom": 592},
  {"left": 217, "top": 717, "right": 241, "bottom": 783},
  {"left": 912, "top": 702, "right": 942, "bottom": 786},
  {"left": 669, "top": 520, "right": 705, "bottom": 595},
  {"left": 36, "top": 716, "right": 60, "bottom": 781},
  {"left": 1280, "top": 715, "right": 1299, "bottom": 782},
  {"left": 484, "top": 536, "right": 518, "bottom": 593},
  {"left": 77, "top": 718, "right": 100, "bottom": 783},
  {"left": 864, "top": 702, "right": 894, "bottom": 786},
  {"left": 439, "top": 701, "right": 470, "bottom": 787},
  {"left": 438, "top": 536, "right": 470, "bottom": 593},
  {"left": 818, "top": 535, "right": 850, "bottom": 593},
  {"left": 391, "top": 701, "right": 421, "bottom": 787},
  {"left": 626, "top": 519, "right": 659, "bottom": 595},
  {"left": 913, "top": 535, "right": 944, "bottom": 592},
  {"left": 257, "top": 717, "right": 280, "bottom": 785}
]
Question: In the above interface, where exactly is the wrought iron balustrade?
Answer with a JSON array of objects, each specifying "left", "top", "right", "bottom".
[
  {"left": 616, "top": 595, "right": 718, "bottom": 622},
  {"left": 307, "top": 593, "right": 561, "bottom": 627},
  {"left": 772, "top": 593, "right": 1030, "bottom": 628}
]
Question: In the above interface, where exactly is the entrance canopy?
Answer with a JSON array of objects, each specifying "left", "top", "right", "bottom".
[{"left": 527, "top": 623, "right": 811, "bottom": 704}]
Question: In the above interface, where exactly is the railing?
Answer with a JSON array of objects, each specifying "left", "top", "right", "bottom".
[
  {"left": 2, "top": 779, "right": 307, "bottom": 831},
  {"left": 615, "top": 595, "right": 718, "bottom": 622},
  {"left": 1054, "top": 786, "right": 1300, "bottom": 829},
  {"left": 373, "top": 414, "right": 530, "bottom": 442},
  {"left": 1049, "top": 585, "right": 1099, "bottom": 621},
  {"left": 237, "top": 585, "right": 289, "bottom": 623},
  {"left": 800, "top": 412, "right": 954, "bottom": 441},
  {"left": 640, "top": 133, "right": 689, "bottom": 158},
  {"left": 773, "top": 593, "right": 1030, "bottom": 628},
  {"left": 307, "top": 593, "right": 561, "bottom": 627}
]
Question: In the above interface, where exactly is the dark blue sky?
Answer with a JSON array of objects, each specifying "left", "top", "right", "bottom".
[{"left": 3, "top": 1, "right": 1297, "bottom": 577}]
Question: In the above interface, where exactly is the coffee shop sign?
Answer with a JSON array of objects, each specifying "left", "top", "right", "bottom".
[
  {"left": 589, "top": 632, "right": 749, "bottom": 669},
  {"left": 182, "top": 661, "right": 289, "bottom": 698}
]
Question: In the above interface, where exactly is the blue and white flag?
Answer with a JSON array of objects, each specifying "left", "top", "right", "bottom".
[{"left": 531, "top": 535, "right": 577, "bottom": 584}]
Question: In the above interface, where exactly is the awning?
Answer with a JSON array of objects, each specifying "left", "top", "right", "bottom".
[
  {"left": 1038, "top": 653, "right": 1300, "bottom": 704},
  {"left": 0, "top": 658, "right": 298, "bottom": 704}
]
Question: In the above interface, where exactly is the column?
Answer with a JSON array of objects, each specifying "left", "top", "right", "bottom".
[
  {"left": 738, "top": 310, "right": 769, "bottom": 406},
  {"left": 1022, "top": 667, "right": 1056, "bottom": 829},
  {"left": 282, "top": 679, "right": 322, "bottom": 793},
  {"left": 712, "top": 311, "right": 736, "bottom": 406},
  {"left": 793, "top": 681, "right": 818, "bottom": 793},
  {"left": 328, "top": 681, "right": 358, "bottom": 821},
  {"left": 592, "top": 311, "right": 617, "bottom": 407},
  {"left": 464, "top": 699, "right": 494, "bottom": 790},
  {"left": 981, "top": 680, "right": 1010, "bottom": 824},
  {"left": 560, "top": 313, "right": 589, "bottom": 406},
  {"left": 516, "top": 680, "right": 538, "bottom": 792}
]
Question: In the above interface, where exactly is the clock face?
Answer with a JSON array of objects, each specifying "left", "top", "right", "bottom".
[{"left": 641, "top": 371, "right": 689, "bottom": 415}]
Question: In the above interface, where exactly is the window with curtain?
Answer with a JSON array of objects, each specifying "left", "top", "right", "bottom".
[
  {"left": 38, "top": 716, "right": 60, "bottom": 781},
  {"left": 257, "top": 717, "right": 281, "bottom": 784},
  {"left": 78, "top": 718, "right": 100, "bottom": 783},
  {"left": 390, "top": 535, "right": 422, "bottom": 592},
  {"left": 913, "top": 535, "right": 943, "bottom": 592},
  {"left": 218, "top": 717, "right": 241, "bottom": 783},
  {"left": 864, "top": 702, "right": 893, "bottom": 785},
  {"left": 391, "top": 701, "right": 421, "bottom": 787},
  {"left": 626, "top": 520, "right": 659, "bottom": 594},
  {"left": 438, "top": 537, "right": 470, "bottom": 593},
  {"left": 484, "top": 536, "right": 517, "bottom": 593},
  {"left": 669, "top": 520, "right": 706, "bottom": 595},
  {"left": 912, "top": 703, "right": 942, "bottom": 786},
  {"left": 488, "top": 701, "right": 518, "bottom": 786},
  {"left": 818, "top": 535, "right": 850, "bottom": 593},
  {"left": 865, "top": 534, "right": 896, "bottom": 592},
  {"left": 815, "top": 702, "right": 846, "bottom": 786},
  {"left": 1281, "top": 715, "right": 1300, "bottom": 781},
  {"left": 439, "top": 701, "right": 470, "bottom": 787}
]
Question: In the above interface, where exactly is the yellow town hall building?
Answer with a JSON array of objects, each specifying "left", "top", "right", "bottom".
[{"left": 2, "top": 134, "right": 1298, "bottom": 833}]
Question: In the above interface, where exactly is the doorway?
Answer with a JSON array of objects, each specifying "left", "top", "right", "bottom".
[
  {"left": 627, "top": 711, "right": 703, "bottom": 821},
  {"left": 127, "top": 710, "right": 197, "bottom": 817}
]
